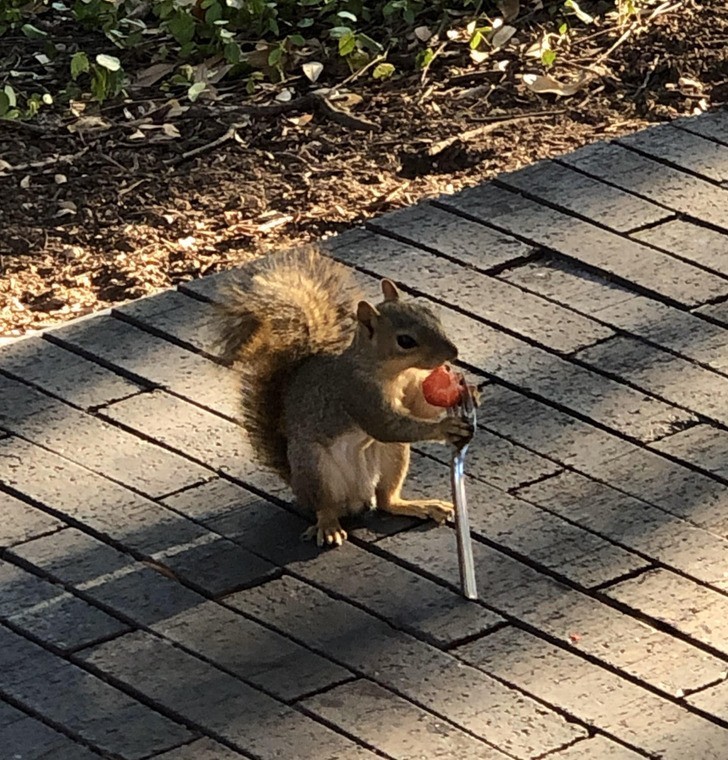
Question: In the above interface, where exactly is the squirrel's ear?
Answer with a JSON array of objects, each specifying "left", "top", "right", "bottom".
[
  {"left": 356, "top": 300, "right": 379, "bottom": 338},
  {"left": 381, "top": 279, "right": 400, "bottom": 302}
]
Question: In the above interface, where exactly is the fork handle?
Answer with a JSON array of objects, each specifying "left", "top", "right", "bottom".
[{"left": 451, "top": 449, "right": 478, "bottom": 600}]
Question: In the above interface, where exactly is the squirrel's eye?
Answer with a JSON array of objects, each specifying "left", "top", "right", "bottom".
[{"left": 397, "top": 334, "right": 418, "bottom": 350}]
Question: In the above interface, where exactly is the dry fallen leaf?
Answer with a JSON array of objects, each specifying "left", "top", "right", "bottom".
[
  {"left": 20, "top": 175, "right": 30, "bottom": 189},
  {"left": 134, "top": 63, "right": 175, "bottom": 88},
  {"left": 491, "top": 24, "right": 516, "bottom": 49},
  {"left": 498, "top": 0, "right": 520, "bottom": 21},
  {"left": 54, "top": 174, "right": 67, "bottom": 184},
  {"left": 275, "top": 87, "right": 293, "bottom": 102},
  {"left": 302, "top": 61, "right": 324, "bottom": 82},
  {"left": 414, "top": 26, "right": 433, "bottom": 42},
  {"left": 67, "top": 115, "right": 112, "bottom": 133},
  {"left": 522, "top": 72, "right": 591, "bottom": 96}
]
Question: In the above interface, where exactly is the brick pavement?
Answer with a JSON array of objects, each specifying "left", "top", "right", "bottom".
[{"left": 1, "top": 108, "right": 728, "bottom": 759}]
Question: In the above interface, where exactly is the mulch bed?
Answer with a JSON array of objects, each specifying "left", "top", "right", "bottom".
[{"left": 1, "top": 0, "right": 726, "bottom": 337}]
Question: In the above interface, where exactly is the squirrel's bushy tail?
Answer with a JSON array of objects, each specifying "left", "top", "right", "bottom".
[{"left": 216, "top": 245, "right": 361, "bottom": 479}]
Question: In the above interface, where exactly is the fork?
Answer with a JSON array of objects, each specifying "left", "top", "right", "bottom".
[{"left": 449, "top": 382, "right": 478, "bottom": 600}]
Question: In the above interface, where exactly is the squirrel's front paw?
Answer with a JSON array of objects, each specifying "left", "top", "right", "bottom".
[
  {"left": 437, "top": 416, "right": 473, "bottom": 446},
  {"left": 301, "top": 515, "right": 348, "bottom": 548}
]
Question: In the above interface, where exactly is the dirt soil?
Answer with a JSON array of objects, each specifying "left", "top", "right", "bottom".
[{"left": 1, "top": 0, "right": 727, "bottom": 337}]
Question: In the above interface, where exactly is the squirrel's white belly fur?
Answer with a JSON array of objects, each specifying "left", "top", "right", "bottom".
[{"left": 321, "top": 429, "right": 381, "bottom": 512}]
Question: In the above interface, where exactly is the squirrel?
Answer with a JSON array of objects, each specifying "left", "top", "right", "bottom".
[{"left": 217, "top": 245, "right": 473, "bottom": 547}]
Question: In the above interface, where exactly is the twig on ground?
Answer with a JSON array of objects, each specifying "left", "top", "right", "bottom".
[{"left": 167, "top": 123, "right": 245, "bottom": 166}]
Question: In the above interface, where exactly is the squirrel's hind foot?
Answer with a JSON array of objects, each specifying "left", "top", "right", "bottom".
[
  {"left": 380, "top": 499, "right": 454, "bottom": 525},
  {"left": 301, "top": 515, "right": 348, "bottom": 548}
]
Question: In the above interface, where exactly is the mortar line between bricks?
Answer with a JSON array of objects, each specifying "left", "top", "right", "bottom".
[
  {"left": 139, "top": 737, "right": 207, "bottom": 760},
  {"left": 0, "top": 549, "right": 371, "bottom": 760},
  {"left": 551, "top": 156, "right": 728, "bottom": 239},
  {"left": 671, "top": 119, "right": 728, "bottom": 148},
  {"left": 586, "top": 563, "right": 659, "bottom": 593},
  {"left": 441, "top": 619, "right": 512, "bottom": 652},
  {"left": 623, "top": 212, "right": 680, "bottom": 235},
  {"left": 247, "top": 568, "right": 655, "bottom": 760},
  {"left": 430, "top": 198, "right": 689, "bottom": 311},
  {"left": 615, "top": 138, "right": 728, "bottom": 189},
  {"left": 533, "top": 735, "right": 599, "bottom": 760},
  {"left": 0, "top": 684, "right": 127, "bottom": 760},
  {"left": 358, "top": 539, "right": 728, "bottom": 734},
  {"left": 287, "top": 674, "right": 360, "bottom": 705}
]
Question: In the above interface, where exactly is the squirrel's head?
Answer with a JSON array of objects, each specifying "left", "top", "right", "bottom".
[{"left": 355, "top": 279, "right": 458, "bottom": 374}]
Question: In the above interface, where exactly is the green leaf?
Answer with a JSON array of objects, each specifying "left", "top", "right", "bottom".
[
  {"left": 187, "top": 81, "right": 206, "bottom": 102},
  {"left": 0, "top": 91, "right": 10, "bottom": 117},
  {"left": 372, "top": 62, "right": 395, "bottom": 80},
  {"left": 416, "top": 48, "right": 434, "bottom": 69},
  {"left": 21, "top": 23, "right": 47, "bottom": 39},
  {"left": 288, "top": 33, "right": 306, "bottom": 46},
  {"left": 70, "top": 51, "right": 90, "bottom": 80},
  {"left": 167, "top": 12, "right": 196, "bottom": 45},
  {"left": 4, "top": 85, "right": 16, "bottom": 108},
  {"left": 91, "top": 66, "right": 109, "bottom": 102},
  {"left": 541, "top": 48, "right": 556, "bottom": 67},
  {"left": 96, "top": 53, "right": 121, "bottom": 72},
  {"left": 224, "top": 42, "right": 241, "bottom": 63},
  {"left": 298, "top": 18, "right": 314, "bottom": 28},
  {"left": 338, "top": 31, "right": 356, "bottom": 57},
  {"left": 337, "top": 10, "right": 357, "bottom": 21},
  {"left": 205, "top": 2, "right": 223, "bottom": 24},
  {"left": 268, "top": 46, "right": 283, "bottom": 66}
]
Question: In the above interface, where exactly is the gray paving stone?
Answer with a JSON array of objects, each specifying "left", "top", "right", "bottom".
[
  {"left": 101, "top": 389, "right": 285, "bottom": 496},
  {"left": 498, "top": 159, "right": 671, "bottom": 231},
  {"left": 115, "top": 290, "right": 224, "bottom": 361},
  {"left": 152, "top": 600, "right": 352, "bottom": 701},
  {"left": 368, "top": 201, "right": 535, "bottom": 269},
  {"left": 696, "top": 298, "right": 728, "bottom": 327},
  {"left": 289, "top": 541, "right": 504, "bottom": 647},
  {"left": 2, "top": 704, "right": 103, "bottom": 760},
  {"left": 0, "top": 372, "right": 58, "bottom": 423},
  {"left": 546, "top": 736, "right": 643, "bottom": 759},
  {"left": 231, "top": 576, "right": 584, "bottom": 759},
  {"left": 0, "top": 625, "right": 191, "bottom": 759},
  {"left": 560, "top": 141, "right": 728, "bottom": 232},
  {"left": 10, "top": 528, "right": 203, "bottom": 627},
  {"left": 688, "top": 681, "right": 728, "bottom": 721},
  {"left": 0, "top": 491, "right": 64, "bottom": 547},
  {"left": 376, "top": 528, "right": 726, "bottom": 696},
  {"left": 619, "top": 123, "right": 728, "bottom": 183},
  {"left": 631, "top": 219, "right": 728, "bottom": 278},
  {"left": 604, "top": 568, "right": 728, "bottom": 655},
  {"left": 0, "top": 376, "right": 210, "bottom": 498},
  {"left": 79, "top": 630, "right": 379, "bottom": 760},
  {"left": 497, "top": 257, "right": 637, "bottom": 315},
  {"left": 49, "top": 314, "right": 239, "bottom": 419},
  {"left": 455, "top": 626, "right": 728, "bottom": 760},
  {"left": 652, "top": 423, "right": 728, "bottom": 480},
  {"left": 674, "top": 109, "right": 728, "bottom": 145},
  {"left": 575, "top": 334, "right": 728, "bottom": 425},
  {"left": 329, "top": 228, "right": 613, "bottom": 353},
  {"left": 439, "top": 183, "right": 728, "bottom": 305},
  {"left": 0, "top": 336, "right": 142, "bottom": 409},
  {"left": 406, "top": 453, "right": 648, "bottom": 588},
  {"left": 589, "top": 293, "right": 728, "bottom": 373},
  {"left": 0, "top": 558, "right": 128, "bottom": 652},
  {"left": 302, "top": 679, "right": 509, "bottom": 760},
  {"left": 151, "top": 738, "right": 247, "bottom": 759},
  {"left": 516, "top": 471, "right": 728, "bottom": 591}
]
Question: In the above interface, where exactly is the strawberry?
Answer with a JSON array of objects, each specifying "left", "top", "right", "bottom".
[{"left": 422, "top": 365, "right": 464, "bottom": 408}]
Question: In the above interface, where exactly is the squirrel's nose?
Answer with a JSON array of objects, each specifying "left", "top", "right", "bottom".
[{"left": 445, "top": 341, "right": 458, "bottom": 361}]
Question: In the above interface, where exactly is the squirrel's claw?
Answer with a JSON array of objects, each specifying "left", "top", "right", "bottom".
[{"left": 301, "top": 517, "right": 348, "bottom": 548}]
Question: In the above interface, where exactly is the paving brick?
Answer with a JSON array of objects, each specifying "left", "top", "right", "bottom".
[
  {"left": 696, "top": 298, "right": 728, "bottom": 327},
  {"left": 0, "top": 376, "right": 210, "bottom": 498},
  {"left": 377, "top": 528, "right": 726, "bottom": 695},
  {"left": 0, "top": 557, "right": 128, "bottom": 652},
  {"left": 329, "top": 228, "right": 613, "bottom": 353},
  {"left": 101, "top": 389, "right": 285, "bottom": 496},
  {"left": 151, "top": 738, "right": 246, "bottom": 759},
  {"left": 576, "top": 334, "right": 728, "bottom": 425},
  {"left": 560, "top": 141, "right": 728, "bottom": 232},
  {"left": 0, "top": 490, "right": 64, "bottom": 547},
  {"left": 289, "top": 541, "right": 503, "bottom": 647},
  {"left": 231, "top": 576, "right": 584, "bottom": 759},
  {"left": 516, "top": 471, "right": 728, "bottom": 591},
  {"left": 2, "top": 703, "right": 103, "bottom": 760},
  {"left": 439, "top": 183, "right": 728, "bottom": 305},
  {"left": 688, "top": 681, "right": 728, "bottom": 721},
  {"left": 588, "top": 293, "right": 728, "bottom": 373},
  {"left": 0, "top": 624, "right": 192, "bottom": 759},
  {"left": 0, "top": 439, "right": 271, "bottom": 592},
  {"left": 604, "top": 568, "right": 728, "bottom": 655},
  {"left": 455, "top": 626, "right": 728, "bottom": 760},
  {"left": 49, "top": 314, "right": 239, "bottom": 419},
  {"left": 368, "top": 201, "right": 535, "bottom": 269},
  {"left": 0, "top": 336, "right": 142, "bottom": 409},
  {"left": 0, "top": 372, "right": 58, "bottom": 423},
  {"left": 497, "top": 257, "right": 637, "bottom": 315},
  {"left": 546, "top": 736, "right": 643, "bottom": 759},
  {"left": 302, "top": 679, "right": 509, "bottom": 760},
  {"left": 674, "top": 109, "right": 728, "bottom": 145},
  {"left": 652, "top": 424, "right": 728, "bottom": 480},
  {"left": 416, "top": 426, "right": 562, "bottom": 492},
  {"left": 498, "top": 159, "right": 671, "bottom": 231},
  {"left": 116, "top": 290, "right": 224, "bottom": 361},
  {"left": 631, "top": 219, "right": 728, "bottom": 278},
  {"left": 406, "top": 453, "right": 647, "bottom": 588},
  {"left": 619, "top": 123, "right": 728, "bottom": 183},
  {"left": 153, "top": 600, "right": 351, "bottom": 702},
  {"left": 79, "top": 630, "right": 379, "bottom": 760},
  {"left": 597, "top": 448, "right": 728, "bottom": 537}
]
